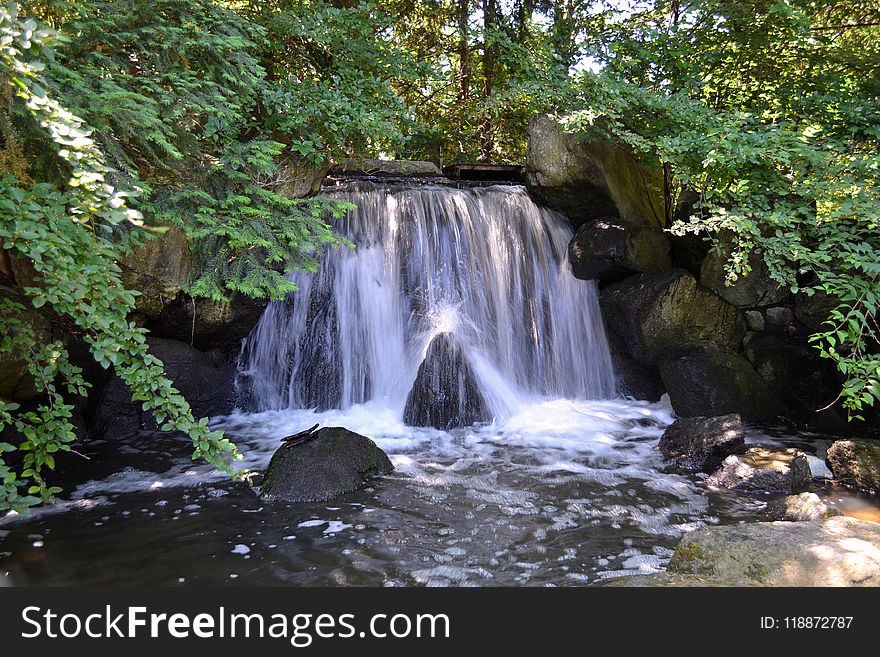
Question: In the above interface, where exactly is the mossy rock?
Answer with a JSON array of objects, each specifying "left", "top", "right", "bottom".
[{"left": 826, "top": 440, "right": 880, "bottom": 494}]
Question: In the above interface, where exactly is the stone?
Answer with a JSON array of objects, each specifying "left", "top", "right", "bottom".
[
  {"left": 0, "top": 304, "right": 53, "bottom": 401},
  {"left": 667, "top": 517, "right": 880, "bottom": 586},
  {"left": 568, "top": 218, "right": 671, "bottom": 284},
  {"left": 89, "top": 338, "right": 236, "bottom": 439},
  {"left": 600, "top": 270, "right": 745, "bottom": 366},
  {"left": 658, "top": 341, "right": 785, "bottom": 421},
  {"left": 329, "top": 158, "right": 442, "bottom": 177},
  {"left": 766, "top": 492, "right": 842, "bottom": 522},
  {"left": 706, "top": 446, "right": 812, "bottom": 495},
  {"left": 260, "top": 427, "right": 394, "bottom": 503},
  {"left": 403, "top": 333, "right": 490, "bottom": 430},
  {"left": 275, "top": 158, "right": 331, "bottom": 197},
  {"left": 766, "top": 306, "right": 794, "bottom": 326},
  {"left": 699, "top": 241, "right": 785, "bottom": 308},
  {"left": 744, "top": 310, "right": 765, "bottom": 331},
  {"left": 794, "top": 290, "right": 837, "bottom": 330},
  {"left": 610, "top": 351, "right": 665, "bottom": 402},
  {"left": 119, "top": 226, "right": 192, "bottom": 319},
  {"left": 742, "top": 332, "right": 839, "bottom": 417},
  {"left": 524, "top": 115, "right": 665, "bottom": 227},
  {"left": 658, "top": 414, "right": 744, "bottom": 472},
  {"left": 826, "top": 440, "right": 880, "bottom": 494}
]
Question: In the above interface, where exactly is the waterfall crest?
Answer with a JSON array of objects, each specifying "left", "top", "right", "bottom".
[{"left": 237, "top": 183, "right": 616, "bottom": 421}]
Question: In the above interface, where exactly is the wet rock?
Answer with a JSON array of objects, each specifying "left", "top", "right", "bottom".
[
  {"left": 744, "top": 310, "right": 765, "bottom": 331},
  {"left": 706, "top": 446, "right": 812, "bottom": 495},
  {"left": 90, "top": 338, "right": 235, "bottom": 439},
  {"left": 659, "top": 341, "right": 785, "bottom": 421},
  {"left": 661, "top": 517, "right": 880, "bottom": 586},
  {"left": 658, "top": 414, "right": 744, "bottom": 472},
  {"left": 742, "top": 332, "right": 838, "bottom": 418},
  {"left": 524, "top": 115, "right": 665, "bottom": 227},
  {"left": 699, "top": 242, "right": 785, "bottom": 308},
  {"left": 600, "top": 270, "right": 745, "bottom": 366},
  {"left": 610, "top": 351, "right": 665, "bottom": 402},
  {"left": 766, "top": 306, "right": 794, "bottom": 326},
  {"left": 568, "top": 218, "right": 670, "bottom": 284},
  {"left": 766, "top": 492, "right": 842, "bottom": 522},
  {"left": 260, "top": 427, "right": 394, "bottom": 503},
  {"left": 403, "top": 333, "right": 490, "bottom": 430},
  {"left": 826, "top": 440, "right": 880, "bottom": 494}
]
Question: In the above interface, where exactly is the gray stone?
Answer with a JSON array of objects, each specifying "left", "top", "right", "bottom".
[
  {"left": 568, "top": 218, "right": 671, "bottom": 283},
  {"left": 260, "top": 427, "right": 394, "bottom": 503},
  {"left": 658, "top": 414, "right": 744, "bottom": 472},
  {"left": 659, "top": 341, "right": 785, "bottom": 421},
  {"left": 403, "top": 333, "right": 490, "bottom": 430},
  {"left": 766, "top": 306, "right": 794, "bottom": 326},
  {"left": 330, "top": 158, "right": 442, "bottom": 177},
  {"left": 524, "top": 115, "right": 666, "bottom": 227},
  {"left": 600, "top": 270, "right": 745, "bottom": 366},
  {"left": 275, "top": 158, "right": 331, "bottom": 197},
  {"left": 699, "top": 241, "right": 785, "bottom": 307},
  {"left": 826, "top": 440, "right": 880, "bottom": 494},
  {"left": 794, "top": 290, "right": 837, "bottom": 330},
  {"left": 120, "top": 226, "right": 192, "bottom": 320},
  {"left": 90, "top": 338, "right": 236, "bottom": 439},
  {"left": 744, "top": 311, "right": 765, "bottom": 331},
  {"left": 706, "top": 446, "right": 812, "bottom": 495},
  {"left": 766, "top": 492, "right": 842, "bottom": 522}
]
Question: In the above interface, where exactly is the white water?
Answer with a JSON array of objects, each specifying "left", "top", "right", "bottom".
[{"left": 236, "top": 183, "right": 616, "bottom": 420}]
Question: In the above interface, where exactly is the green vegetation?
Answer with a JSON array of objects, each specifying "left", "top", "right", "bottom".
[{"left": 1, "top": 0, "right": 878, "bottom": 510}]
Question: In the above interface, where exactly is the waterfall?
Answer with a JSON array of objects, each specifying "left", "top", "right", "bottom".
[{"left": 237, "top": 182, "right": 616, "bottom": 422}]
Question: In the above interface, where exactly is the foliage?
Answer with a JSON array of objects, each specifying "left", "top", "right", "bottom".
[{"left": 562, "top": 0, "right": 880, "bottom": 416}]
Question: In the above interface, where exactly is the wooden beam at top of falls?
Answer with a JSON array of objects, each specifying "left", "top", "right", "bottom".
[{"left": 442, "top": 163, "right": 524, "bottom": 182}]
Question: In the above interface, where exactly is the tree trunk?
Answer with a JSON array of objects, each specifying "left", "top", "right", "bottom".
[
  {"left": 458, "top": 0, "right": 471, "bottom": 103},
  {"left": 480, "top": 0, "right": 498, "bottom": 161}
]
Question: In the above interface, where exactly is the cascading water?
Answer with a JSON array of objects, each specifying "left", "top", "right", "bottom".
[{"left": 237, "top": 182, "right": 616, "bottom": 420}]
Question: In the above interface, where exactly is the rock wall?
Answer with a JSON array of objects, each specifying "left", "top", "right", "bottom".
[{"left": 524, "top": 115, "right": 844, "bottom": 426}]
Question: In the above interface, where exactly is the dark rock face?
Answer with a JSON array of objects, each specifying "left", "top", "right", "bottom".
[
  {"left": 706, "top": 446, "right": 812, "bottom": 494},
  {"left": 403, "top": 333, "right": 490, "bottom": 430},
  {"left": 568, "top": 218, "right": 671, "bottom": 284},
  {"left": 600, "top": 270, "right": 745, "bottom": 366},
  {"left": 699, "top": 242, "right": 785, "bottom": 308},
  {"left": 765, "top": 492, "right": 841, "bottom": 522},
  {"left": 742, "top": 332, "right": 838, "bottom": 418},
  {"left": 260, "top": 427, "right": 394, "bottom": 503},
  {"left": 90, "top": 338, "right": 235, "bottom": 439},
  {"left": 659, "top": 341, "right": 785, "bottom": 421},
  {"left": 142, "top": 293, "right": 268, "bottom": 361},
  {"left": 610, "top": 351, "right": 665, "bottom": 402},
  {"left": 826, "top": 440, "right": 880, "bottom": 494},
  {"left": 659, "top": 414, "right": 744, "bottom": 472}
]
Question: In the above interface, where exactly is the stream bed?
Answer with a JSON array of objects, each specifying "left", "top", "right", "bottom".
[{"left": 3, "top": 399, "right": 876, "bottom": 587}]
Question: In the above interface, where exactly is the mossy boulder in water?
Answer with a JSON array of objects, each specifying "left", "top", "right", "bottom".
[
  {"left": 260, "top": 427, "right": 394, "bottom": 503},
  {"left": 826, "top": 440, "right": 880, "bottom": 494},
  {"left": 403, "top": 333, "right": 490, "bottom": 430}
]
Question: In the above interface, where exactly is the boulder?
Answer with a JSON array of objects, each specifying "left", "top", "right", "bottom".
[
  {"left": 610, "top": 351, "right": 665, "bottom": 402},
  {"left": 766, "top": 492, "right": 842, "bottom": 522},
  {"left": 658, "top": 414, "right": 744, "bottom": 472},
  {"left": 794, "top": 290, "right": 837, "bottom": 331},
  {"left": 826, "top": 440, "right": 880, "bottom": 494},
  {"left": 403, "top": 333, "right": 490, "bottom": 430},
  {"left": 568, "top": 218, "right": 671, "bottom": 284},
  {"left": 765, "top": 306, "right": 794, "bottom": 327},
  {"left": 706, "top": 446, "right": 812, "bottom": 495},
  {"left": 658, "top": 341, "right": 785, "bottom": 420},
  {"left": 90, "top": 338, "right": 236, "bottom": 439},
  {"left": 600, "top": 270, "right": 745, "bottom": 366},
  {"left": 742, "top": 332, "right": 838, "bottom": 417},
  {"left": 0, "top": 304, "right": 53, "bottom": 401},
  {"left": 699, "top": 242, "right": 785, "bottom": 308},
  {"left": 524, "top": 115, "right": 665, "bottom": 227},
  {"left": 330, "top": 158, "right": 442, "bottom": 177},
  {"left": 260, "top": 427, "right": 394, "bottom": 503},
  {"left": 606, "top": 516, "right": 880, "bottom": 586},
  {"left": 120, "top": 227, "right": 193, "bottom": 320},
  {"left": 744, "top": 310, "right": 765, "bottom": 331},
  {"left": 275, "top": 158, "right": 331, "bottom": 197}
]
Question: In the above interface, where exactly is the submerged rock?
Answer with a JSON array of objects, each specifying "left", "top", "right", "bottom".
[
  {"left": 658, "top": 414, "right": 744, "bottom": 472},
  {"left": 403, "top": 333, "right": 490, "bottom": 430},
  {"left": 706, "top": 446, "right": 812, "bottom": 495},
  {"left": 652, "top": 517, "right": 880, "bottom": 586},
  {"left": 826, "top": 440, "right": 880, "bottom": 494},
  {"left": 766, "top": 492, "right": 842, "bottom": 522},
  {"left": 600, "top": 270, "right": 745, "bottom": 366},
  {"left": 568, "top": 218, "right": 670, "bottom": 284},
  {"left": 659, "top": 341, "right": 785, "bottom": 421},
  {"left": 260, "top": 427, "right": 394, "bottom": 503}
]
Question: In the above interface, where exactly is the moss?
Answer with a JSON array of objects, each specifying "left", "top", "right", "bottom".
[{"left": 668, "top": 541, "right": 716, "bottom": 575}]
